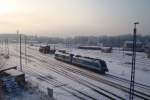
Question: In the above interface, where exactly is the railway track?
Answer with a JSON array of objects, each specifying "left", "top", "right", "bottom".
[
  {"left": 11, "top": 46, "right": 150, "bottom": 100},
  {"left": 38, "top": 56, "right": 150, "bottom": 99},
  {"left": 54, "top": 62, "right": 150, "bottom": 100},
  {"left": 105, "top": 74, "right": 150, "bottom": 91},
  {"left": 24, "top": 63, "right": 122, "bottom": 100},
  {"left": 24, "top": 68, "right": 92, "bottom": 100},
  {"left": 24, "top": 60, "right": 126, "bottom": 100},
  {"left": 26, "top": 55, "right": 148, "bottom": 99},
  {"left": 12, "top": 48, "right": 126, "bottom": 99},
  {"left": 11, "top": 47, "right": 123, "bottom": 99}
]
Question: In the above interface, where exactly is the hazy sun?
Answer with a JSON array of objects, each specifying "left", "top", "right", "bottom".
[{"left": 0, "top": 1, "right": 16, "bottom": 14}]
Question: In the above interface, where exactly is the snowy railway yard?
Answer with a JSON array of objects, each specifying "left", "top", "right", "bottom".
[{"left": 1, "top": 44, "right": 150, "bottom": 100}]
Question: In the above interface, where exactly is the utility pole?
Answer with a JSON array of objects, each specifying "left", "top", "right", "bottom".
[
  {"left": 25, "top": 35, "right": 27, "bottom": 64},
  {"left": 6, "top": 39, "right": 9, "bottom": 56},
  {"left": 119, "top": 36, "right": 121, "bottom": 53},
  {"left": 16, "top": 32, "right": 18, "bottom": 50},
  {"left": 129, "top": 22, "right": 139, "bottom": 100},
  {"left": 4, "top": 39, "right": 7, "bottom": 54},
  {"left": 1, "top": 40, "right": 3, "bottom": 53},
  {"left": 0, "top": 40, "right": 1, "bottom": 52},
  {"left": 19, "top": 33, "right": 23, "bottom": 72},
  {"left": 7, "top": 39, "right": 9, "bottom": 56}
]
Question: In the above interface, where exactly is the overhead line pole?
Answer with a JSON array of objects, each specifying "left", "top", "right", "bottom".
[
  {"left": 19, "top": 32, "right": 23, "bottom": 72},
  {"left": 25, "top": 35, "right": 27, "bottom": 64},
  {"left": 2, "top": 40, "right": 3, "bottom": 54},
  {"left": 129, "top": 22, "right": 139, "bottom": 100},
  {"left": 5, "top": 39, "right": 7, "bottom": 55},
  {"left": 6, "top": 39, "right": 9, "bottom": 56}
]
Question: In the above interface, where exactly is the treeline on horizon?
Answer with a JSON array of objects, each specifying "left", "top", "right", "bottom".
[
  {"left": 37, "top": 34, "right": 150, "bottom": 47},
  {"left": 0, "top": 34, "right": 150, "bottom": 47}
]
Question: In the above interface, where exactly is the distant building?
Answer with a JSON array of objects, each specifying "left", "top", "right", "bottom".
[
  {"left": 28, "top": 40, "right": 39, "bottom": 44},
  {"left": 145, "top": 42, "right": 150, "bottom": 51},
  {"left": 101, "top": 47, "right": 112, "bottom": 53},
  {"left": 148, "top": 52, "right": 150, "bottom": 58},
  {"left": 123, "top": 41, "right": 144, "bottom": 52},
  {"left": 144, "top": 42, "right": 150, "bottom": 58},
  {"left": 28, "top": 40, "right": 39, "bottom": 46},
  {"left": 78, "top": 46, "right": 101, "bottom": 50}
]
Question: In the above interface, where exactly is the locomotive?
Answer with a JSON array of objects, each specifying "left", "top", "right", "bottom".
[{"left": 55, "top": 51, "right": 108, "bottom": 74}]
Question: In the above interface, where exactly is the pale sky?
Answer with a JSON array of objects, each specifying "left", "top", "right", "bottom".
[{"left": 0, "top": 0, "right": 150, "bottom": 37}]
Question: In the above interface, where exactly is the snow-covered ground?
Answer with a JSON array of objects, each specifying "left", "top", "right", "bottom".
[{"left": 1, "top": 43, "right": 150, "bottom": 100}]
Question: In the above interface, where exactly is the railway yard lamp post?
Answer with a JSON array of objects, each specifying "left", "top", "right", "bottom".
[
  {"left": 129, "top": 22, "right": 139, "bottom": 100},
  {"left": 19, "top": 31, "right": 23, "bottom": 72}
]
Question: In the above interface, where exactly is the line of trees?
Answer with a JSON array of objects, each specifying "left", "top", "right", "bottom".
[{"left": 0, "top": 34, "right": 150, "bottom": 47}]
